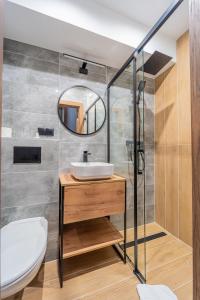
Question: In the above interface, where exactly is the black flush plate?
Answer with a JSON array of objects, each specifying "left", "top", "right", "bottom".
[{"left": 13, "top": 146, "right": 41, "bottom": 163}]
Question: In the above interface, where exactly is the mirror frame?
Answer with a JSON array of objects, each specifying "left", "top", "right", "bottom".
[{"left": 57, "top": 85, "right": 106, "bottom": 136}]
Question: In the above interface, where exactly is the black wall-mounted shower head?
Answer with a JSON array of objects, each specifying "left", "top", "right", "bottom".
[
  {"left": 137, "top": 80, "right": 146, "bottom": 104},
  {"left": 79, "top": 62, "right": 88, "bottom": 75},
  {"left": 138, "top": 80, "right": 146, "bottom": 94}
]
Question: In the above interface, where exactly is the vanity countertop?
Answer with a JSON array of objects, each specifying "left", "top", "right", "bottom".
[{"left": 59, "top": 173, "right": 125, "bottom": 187}]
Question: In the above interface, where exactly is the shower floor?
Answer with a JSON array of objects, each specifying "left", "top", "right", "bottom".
[
  {"left": 9, "top": 223, "right": 192, "bottom": 300},
  {"left": 122, "top": 222, "right": 193, "bottom": 284}
]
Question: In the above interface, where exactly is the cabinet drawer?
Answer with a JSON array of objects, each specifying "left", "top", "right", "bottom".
[{"left": 63, "top": 181, "right": 125, "bottom": 224}]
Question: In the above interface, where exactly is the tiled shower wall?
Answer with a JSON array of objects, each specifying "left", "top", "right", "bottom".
[
  {"left": 1, "top": 39, "right": 154, "bottom": 260},
  {"left": 108, "top": 70, "right": 155, "bottom": 229}
]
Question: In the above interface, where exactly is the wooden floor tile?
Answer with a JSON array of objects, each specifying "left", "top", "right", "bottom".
[
  {"left": 83, "top": 277, "right": 139, "bottom": 300},
  {"left": 174, "top": 281, "right": 193, "bottom": 300},
  {"left": 147, "top": 254, "right": 193, "bottom": 290},
  {"left": 127, "top": 231, "right": 192, "bottom": 272},
  {"left": 6, "top": 223, "right": 193, "bottom": 300}
]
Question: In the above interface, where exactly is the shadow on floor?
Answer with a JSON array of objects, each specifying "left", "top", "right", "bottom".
[{"left": 5, "top": 246, "right": 121, "bottom": 300}]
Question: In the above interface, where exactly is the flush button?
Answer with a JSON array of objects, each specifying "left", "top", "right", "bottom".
[{"left": 13, "top": 147, "right": 41, "bottom": 163}]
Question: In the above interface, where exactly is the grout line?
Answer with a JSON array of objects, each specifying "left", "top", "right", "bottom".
[
  {"left": 2, "top": 201, "right": 59, "bottom": 210},
  {"left": 177, "top": 56, "right": 180, "bottom": 240},
  {"left": 2, "top": 169, "right": 59, "bottom": 175},
  {"left": 1, "top": 137, "right": 60, "bottom": 142},
  {"left": 163, "top": 72, "right": 167, "bottom": 230},
  {"left": 2, "top": 108, "right": 58, "bottom": 117},
  {"left": 75, "top": 275, "right": 136, "bottom": 300},
  {"left": 153, "top": 86, "right": 156, "bottom": 224},
  {"left": 146, "top": 253, "right": 192, "bottom": 274},
  {"left": 173, "top": 279, "right": 193, "bottom": 292},
  {"left": 4, "top": 50, "right": 107, "bottom": 80}
]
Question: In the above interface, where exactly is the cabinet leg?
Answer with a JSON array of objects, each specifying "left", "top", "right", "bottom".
[
  {"left": 124, "top": 181, "right": 127, "bottom": 264},
  {"left": 59, "top": 182, "right": 64, "bottom": 288},
  {"left": 58, "top": 255, "right": 63, "bottom": 288},
  {"left": 124, "top": 211, "right": 127, "bottom": 264}
]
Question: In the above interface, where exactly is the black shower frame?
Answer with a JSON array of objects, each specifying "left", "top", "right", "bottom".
[{"left": 106, "top": 0, "right": 184, "bottom": 283}]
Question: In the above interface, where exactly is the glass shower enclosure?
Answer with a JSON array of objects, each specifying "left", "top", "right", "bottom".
[
  {"left": 106, "top": 0, "right": 184, "bottom": 283},
  {"left": 107, "top": 51, "right": 146, "bottom": 282}
]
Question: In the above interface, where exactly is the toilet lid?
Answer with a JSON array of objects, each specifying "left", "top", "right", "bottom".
[{"left": 1, "top": 217, "right": 48, "bottom": 287}]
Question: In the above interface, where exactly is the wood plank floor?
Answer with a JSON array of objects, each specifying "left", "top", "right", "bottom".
[{"left": 6, "top": 223, "right": 193, "bottom": 300}]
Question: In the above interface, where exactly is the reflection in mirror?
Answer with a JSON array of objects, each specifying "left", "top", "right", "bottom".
[{"left": 58, "top": 86, "right": 106, "bottom": 135}]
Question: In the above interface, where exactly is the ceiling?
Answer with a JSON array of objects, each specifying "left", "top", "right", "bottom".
[
  {"left": 4, "top": 1, "right": 134, "bottom": 69},
  {"left": 4, "top": 0, "right": 188, "bottom": 69},
  {"left": 93, "top": 0, "right": 189, "bottom": 39}
]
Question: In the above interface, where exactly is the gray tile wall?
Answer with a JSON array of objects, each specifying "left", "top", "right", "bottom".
[
  {"left": 108, "top": 68, "right": 155, "bottom": 230},
  {"left": 1, "top": 39, "right": 155, "bottom": 261},
  {"left": 1, "top": 39, "right": 107, "bottom": 261}
]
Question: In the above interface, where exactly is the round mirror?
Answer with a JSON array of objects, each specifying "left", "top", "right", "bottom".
[{"left": 58, "top": 86, "right": 106, "bottom": 135}]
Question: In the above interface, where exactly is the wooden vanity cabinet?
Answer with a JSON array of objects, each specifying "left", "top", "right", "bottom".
[
  {"left": 58, "top": 173, "right": 126, "bottom": 287},
  {"left": 63, "top": 174, "right": 125, "bottom": 224}
]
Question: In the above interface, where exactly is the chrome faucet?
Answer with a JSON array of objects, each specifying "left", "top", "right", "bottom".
[{"left": 83, "top": 151, "right": 91, "bottom": 162}]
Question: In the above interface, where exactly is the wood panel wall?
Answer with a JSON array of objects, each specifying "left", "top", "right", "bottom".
[
  {"left": 189, "top": 0, "right": 200, "bottom": 298},
  {"left": 155, "top": 32, "right": 192, "bottom": 246}
]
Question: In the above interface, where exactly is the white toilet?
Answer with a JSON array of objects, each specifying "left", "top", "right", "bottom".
[{"left": 0, "top": 217, "right": 48, "bottom": 299}]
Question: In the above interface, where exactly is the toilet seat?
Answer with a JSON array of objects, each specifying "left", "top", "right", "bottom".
[{"left": 1, "top": 217, "right": 48, "bottom": 298}]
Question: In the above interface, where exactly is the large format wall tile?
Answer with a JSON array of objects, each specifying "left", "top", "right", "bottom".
[
  {"left": 4, "top": 51, "right": 59, "bottom": 87},
  {"left": 59, "top": 142, "right": 106, "bottom": 171},
  {"left": 4, "top": 39, "right": 59, "bottom": 64},
  {"left": 144, "top": 107, "right": 155, "bottom": 145},
  {"left": 59, "top": 121, "right": 107, "bottom": 143},
  {"left": 2, "top": 39, "right": 109, "bottom": 261},
  {"left": 27, "top": 58, "right": 59, "bottom": 87},
  {"left": 3, "top": 54, "right": 28, "bottom": 83},
  {"left": 1, "top": 189, "right": 59, "bottom": 262},
  {"left": 2, "top": 171, "right": 58, "bottom": 208},
  {"left": 3, "top": 110, "right": 59, "bottom": 139},
  {"left": 109, "top": 78, "right": 155, "bottom": 230},
  {"left": 59, "top": 64, "right": 106, "bottom": 85},
  {"left": 3, "top": 80, "right": 59, "bottom": 114},
  {"left": 2, "top": 138, "right": 59, "bottom": 173},
  {"left": 1, "top": 202, "right": 59, "bottom": 234},
  {"left": 59, "top": 53, "right": 106, "bottom": 76}
]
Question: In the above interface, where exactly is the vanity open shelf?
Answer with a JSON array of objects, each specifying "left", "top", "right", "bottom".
[
  {"left": 59, "top": 172, "right": 127, "bottom": 287},
  {"left": 62, "top": 217, "right": 123, "bottom": 259}
]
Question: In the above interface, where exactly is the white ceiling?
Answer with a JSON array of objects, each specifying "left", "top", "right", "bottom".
[
  {"left": 4, "top": 1, "right": 134, "bottom": 68},
  {"left": 4, "top": 0, "right": 189, "bottom": 69},
  {"left": 93, "top": 0, "right": 189, "bottom": 39}
]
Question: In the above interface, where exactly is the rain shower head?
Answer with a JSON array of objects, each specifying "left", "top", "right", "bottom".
[{"left": 143, "top": 51, "right": 172, "bottom": 75}]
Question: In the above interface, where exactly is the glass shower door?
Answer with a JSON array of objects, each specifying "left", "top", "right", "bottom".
[
  {"left": 108, "top": 52, "right": 146, "bottom": 282},
  {"left": 133, "top": 51, "right": 146, "bottom": 281}
]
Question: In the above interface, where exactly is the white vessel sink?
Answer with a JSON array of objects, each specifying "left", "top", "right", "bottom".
[{"left": 71, "top": 162, "right": 114, "bottom": 180}]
